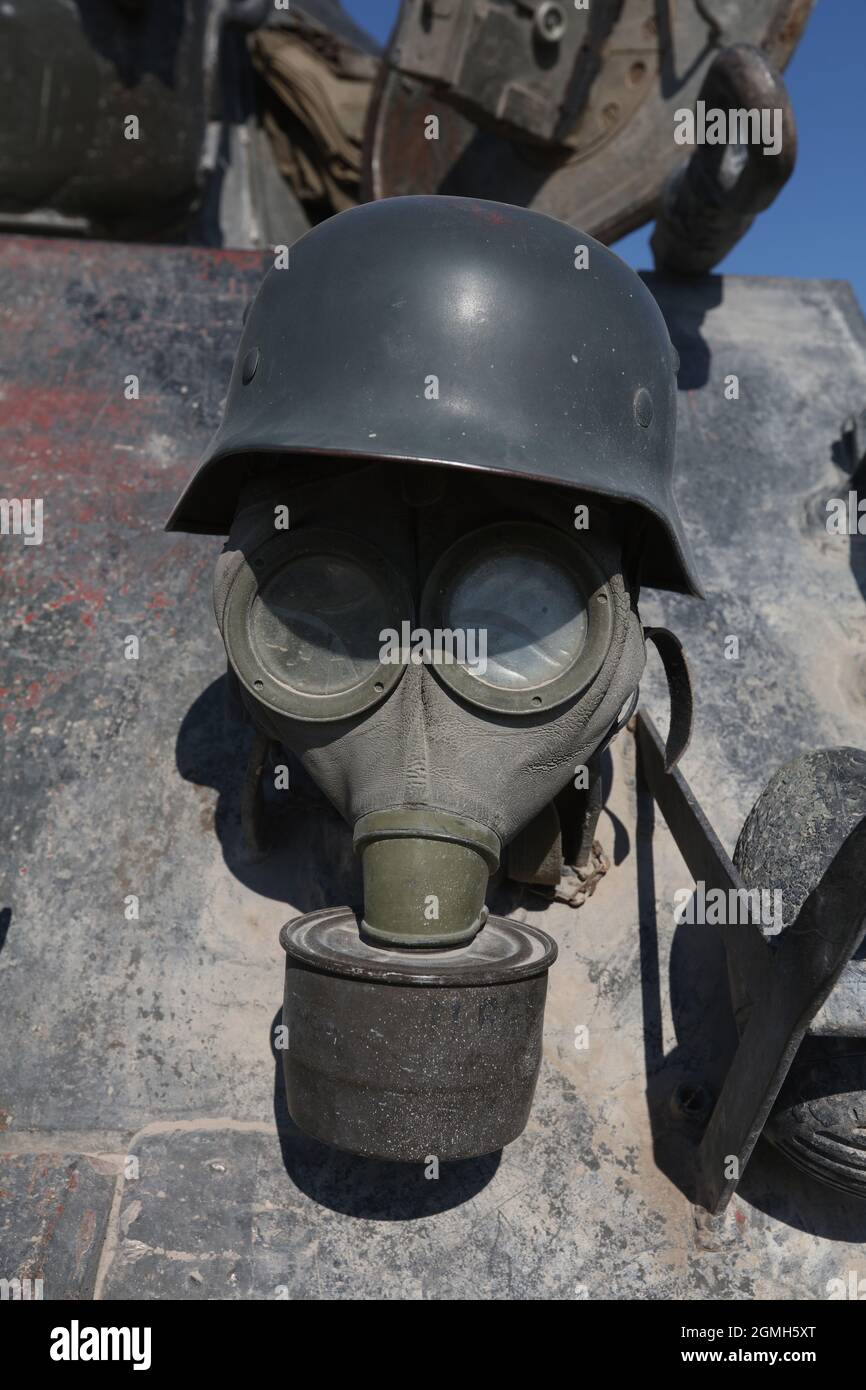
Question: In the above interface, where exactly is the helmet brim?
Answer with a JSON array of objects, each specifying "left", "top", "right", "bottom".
[{"left": 165, "top": 440, "right": 704, "bottom": 598}]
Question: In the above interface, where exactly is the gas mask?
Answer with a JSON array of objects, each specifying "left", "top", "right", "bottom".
[
  {"left": 168, "top": 193, "right": 701, "bottom": 1161},
  {"left": 212, "top": 460, "right": 647, "bottom": 1158}
]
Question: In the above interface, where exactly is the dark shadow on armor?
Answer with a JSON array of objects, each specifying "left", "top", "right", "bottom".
[
  {"left": 643, "top": 272, "right": 724, "bottom": 392},
  {"left": 176, "top": 676, "right": 364, "bottom": 914},
  {"left": 437, "top": 129, "right": 567, "bottom": 205},
  {"left": 74, "top": 0, "right": 188, "bottom": 89},
  {"left": 833, "top": 428, "right": 866, "bottom": 606},
  {"left": 0, "top": 908, "right": 11, "bottom": 955}
]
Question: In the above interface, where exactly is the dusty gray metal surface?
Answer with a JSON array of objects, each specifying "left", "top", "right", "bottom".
[
  {"left": 2, "top": 239, "right": 865, "bottom": 1299},
  {"left": 640, "top": 272, "right": 866, "bottom": 851}
]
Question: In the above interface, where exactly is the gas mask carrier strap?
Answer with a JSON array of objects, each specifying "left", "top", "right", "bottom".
[{"left": 643, "top": 626, "right": 693, "bottom": 772}]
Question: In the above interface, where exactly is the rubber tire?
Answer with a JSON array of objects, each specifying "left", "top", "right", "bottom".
[{"left": 733, "top": 747, "right": 866, "bottom": 1200}]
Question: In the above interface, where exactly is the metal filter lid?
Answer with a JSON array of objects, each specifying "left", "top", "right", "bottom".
[{"left": 280, "top": 907, "right": 557, "bottom": 987}]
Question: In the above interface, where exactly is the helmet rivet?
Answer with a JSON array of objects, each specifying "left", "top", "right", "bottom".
[
  {"left": 634, "top": 387, "right": 653, "bottom": 428},
  {"left": 534, "top": 1, "right": 566, "bottom": 42},
  {"left": 241, "top": 348, "right": 260, "bottom": 385}
]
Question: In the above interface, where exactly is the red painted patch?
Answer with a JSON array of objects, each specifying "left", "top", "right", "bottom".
[{"left": 470, "top": 203, "right": 508, "bottom": 226}]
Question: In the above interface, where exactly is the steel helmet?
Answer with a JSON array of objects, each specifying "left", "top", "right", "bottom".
[{"left": 167, "top": 194, "right": 701, "bottom": 596}]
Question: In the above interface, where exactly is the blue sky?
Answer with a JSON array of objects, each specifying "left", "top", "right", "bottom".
[{"left": 343, "top": 0, "right": 865, "bottom": 310}]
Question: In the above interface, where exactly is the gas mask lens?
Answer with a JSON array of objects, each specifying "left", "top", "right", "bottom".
[
  {"left": 420, "top": 522, "right": 615, "bottom": 714},
  {"left": 223, "top": 530, "right": 413, "bottom": 721},
  {"left": 251, "top": 553, "right": 386, "bottom": 695},
  {"left": 445, "top": 548, "right": 588, "bottom": 691}
]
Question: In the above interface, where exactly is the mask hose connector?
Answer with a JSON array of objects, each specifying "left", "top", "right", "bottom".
[{"left": 353, "top": 808, "right": 501, "bottom": 948}]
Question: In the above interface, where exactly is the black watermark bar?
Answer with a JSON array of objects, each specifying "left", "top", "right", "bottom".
[{"left": 4, "top": 1298, "right": 861, "bottom": 1372}]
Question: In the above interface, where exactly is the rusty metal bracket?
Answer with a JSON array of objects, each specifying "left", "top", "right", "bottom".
[{"left": 636, "top": 711, "right": 866, "bottom": 1213}]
